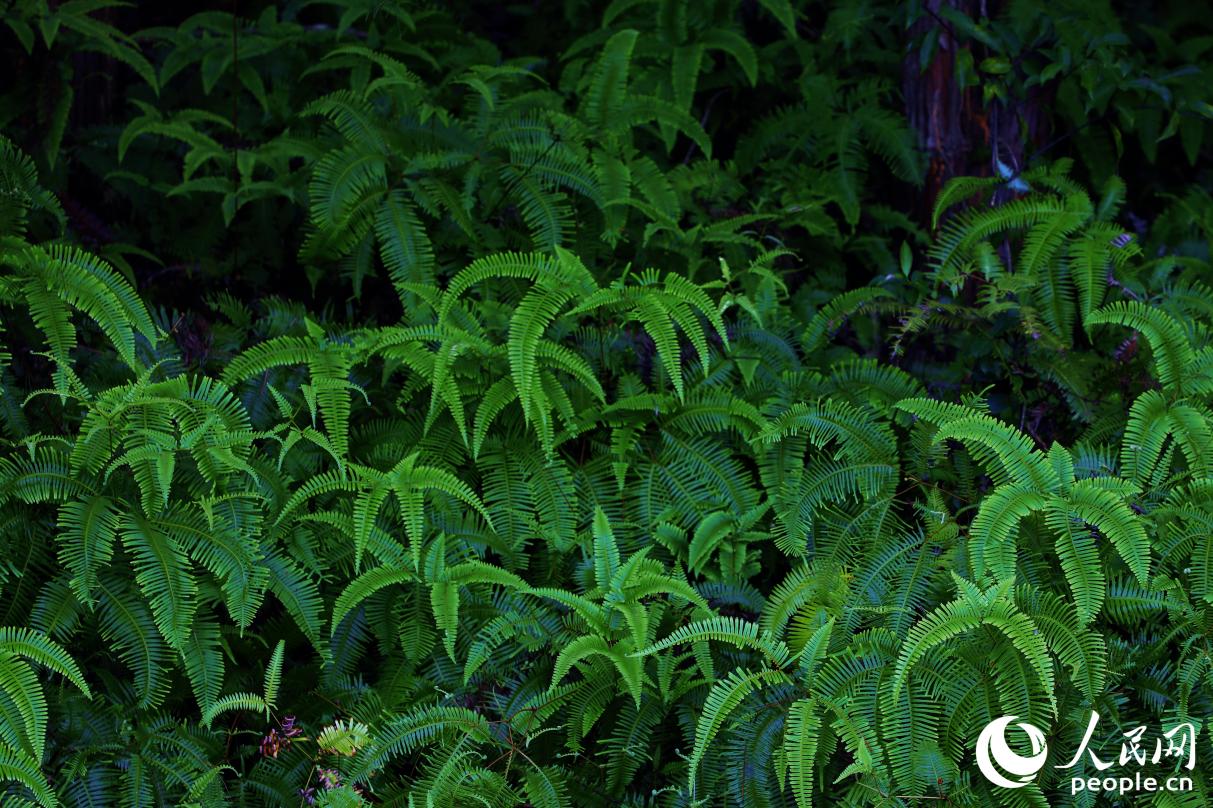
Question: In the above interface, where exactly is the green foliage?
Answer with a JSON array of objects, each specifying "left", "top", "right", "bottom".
[{"left": 0, "top": 0, "right": 1212, "bottom": 806}]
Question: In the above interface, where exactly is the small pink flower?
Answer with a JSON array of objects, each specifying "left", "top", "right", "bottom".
[
  {"left": 259, "top": 729, "right": 282, "bottom": 758},
  {"left": 281, "top": 715, "right": 302, "bottom": 738}
]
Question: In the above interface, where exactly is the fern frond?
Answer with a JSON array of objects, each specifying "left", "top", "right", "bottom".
[
  {"left": 1086, "top": 302, "right": 1194, "bottom": 394},
  {"left": 688, "top": 667, "right": 791, "bottom": 798},
  {"left": 785, "top": 698, "right": 822, "bottom": 808},
  {"left": 201, "top": 692, "right": 268, "bottom": 729},
  {"left": 635, "top": 616, "right": 791, "bottom": 667}
]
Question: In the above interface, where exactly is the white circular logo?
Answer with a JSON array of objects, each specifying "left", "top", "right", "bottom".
[{"left": 976, "top": 716, "right": 1048, "bottom": 789}]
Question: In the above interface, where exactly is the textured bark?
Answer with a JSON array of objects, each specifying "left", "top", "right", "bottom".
[
  {"left": 903, "top": 0, "right": 984, "bottom": 205},
  {"left": 902, "top": 0, "right": 1050, "bottom": 220}
]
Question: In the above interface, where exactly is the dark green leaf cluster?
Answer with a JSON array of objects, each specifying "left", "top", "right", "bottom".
[{"left": 1, "top": 1, "right": 1213, "bottom": 806}]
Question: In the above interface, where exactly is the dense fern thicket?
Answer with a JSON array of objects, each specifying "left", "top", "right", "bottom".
[{"left": 2, "top": 0, "right": 1213, "bottom": 805}]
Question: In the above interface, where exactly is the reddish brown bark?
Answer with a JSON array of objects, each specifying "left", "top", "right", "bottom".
[{"left": 903, "top": 0, "right": 1050, "bottom": 220}]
